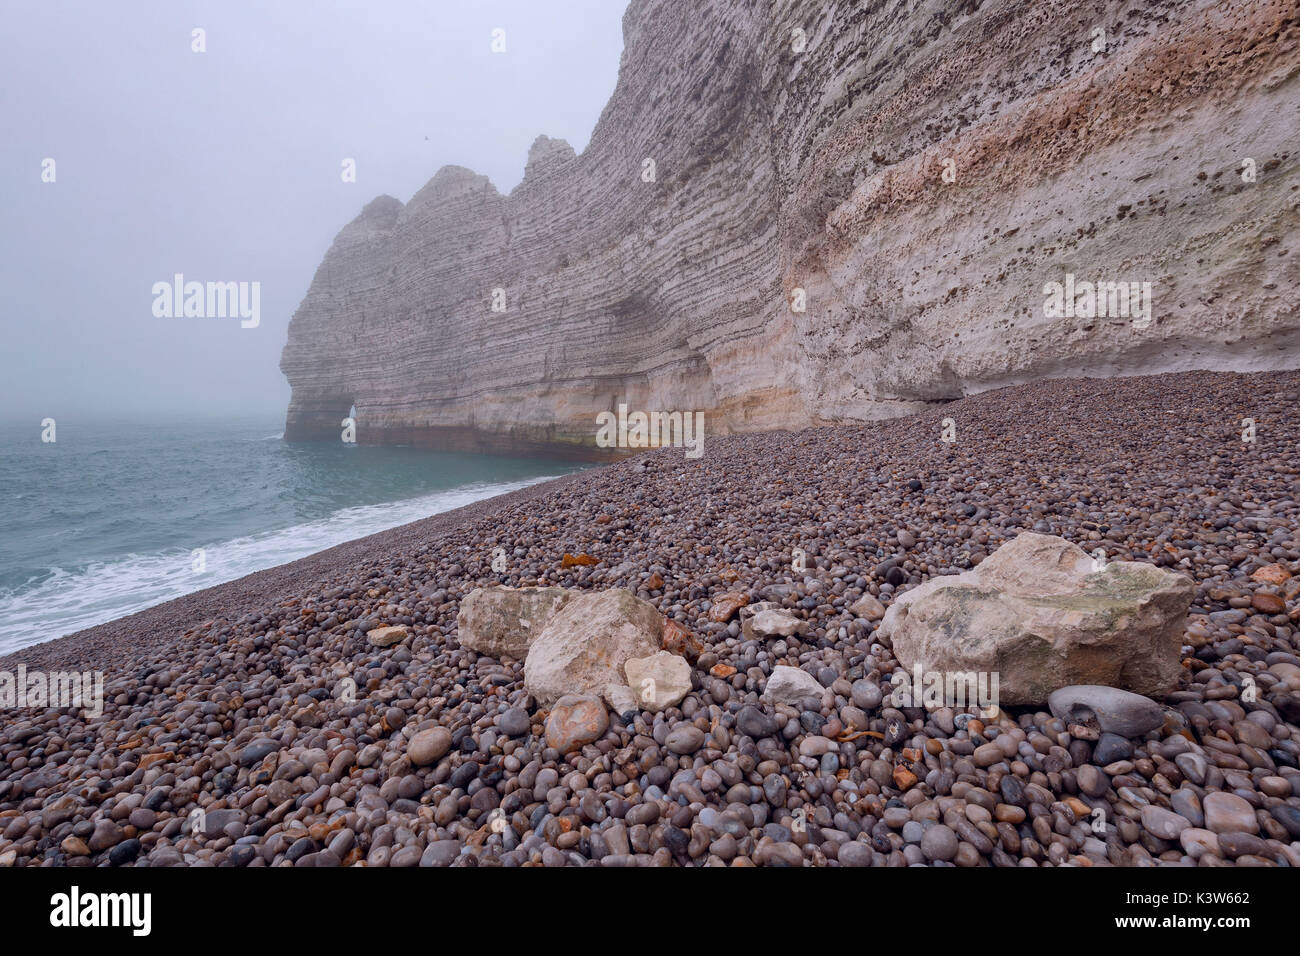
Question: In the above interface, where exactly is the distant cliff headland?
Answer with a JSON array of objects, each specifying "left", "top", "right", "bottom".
[{"left": 280, "top": 0, "right": 1300, "bottom": 456}]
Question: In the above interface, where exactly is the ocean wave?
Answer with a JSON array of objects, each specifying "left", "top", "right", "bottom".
[{"left": 0, "top": 474, "right": 558, "bottom": 653}]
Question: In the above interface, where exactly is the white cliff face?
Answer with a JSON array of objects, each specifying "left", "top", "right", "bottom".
[{"left": 280, "top": 0, "right": 1300, "bottom": 454}]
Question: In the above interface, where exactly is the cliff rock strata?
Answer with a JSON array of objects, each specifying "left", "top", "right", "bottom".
[{"left": 281, "top": 0, "right": 1300, "bottom": 455}]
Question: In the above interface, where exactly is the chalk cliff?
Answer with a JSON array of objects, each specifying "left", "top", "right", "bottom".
[{"left": 281, "top": 0, "right": 1300, "bottom": 456}]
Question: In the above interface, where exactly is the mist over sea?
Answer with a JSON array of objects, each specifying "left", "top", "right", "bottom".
[{"left": 0, "top": 418, "right": 577, "bottom": 653}]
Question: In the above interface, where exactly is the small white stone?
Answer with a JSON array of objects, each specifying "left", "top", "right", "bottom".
[
  {"left": 366, "top": 625, "right": 408, "bottom": 647},
  {"left": 762, "top": 665, "right": 825, "bottom": 705},
  {"left": 749, "top": 609, "right": 810, "bottom": 638},
  {"left": 624, "top": 650, "right": 692, "bottom": 712}
]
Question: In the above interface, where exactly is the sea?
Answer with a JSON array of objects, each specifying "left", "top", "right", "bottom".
[{"left": 0, "top": 418, "right": 578, "bottom": 654}]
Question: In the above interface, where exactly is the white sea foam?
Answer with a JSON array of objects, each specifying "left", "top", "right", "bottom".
[{"left": 0, "top": 475, "right": 557, "bottom": 653}]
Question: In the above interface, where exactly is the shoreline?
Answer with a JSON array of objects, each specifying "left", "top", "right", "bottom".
[
  {"left": 6, "top": 365, "right": 1296, "bottom": 673},
  {"left": 0, "top": 470, "right": 594, "bottom": 674}
]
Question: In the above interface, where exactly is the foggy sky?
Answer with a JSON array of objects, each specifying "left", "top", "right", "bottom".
[{"left": 0, "top": 0, "right": 627, "bottom": 422}]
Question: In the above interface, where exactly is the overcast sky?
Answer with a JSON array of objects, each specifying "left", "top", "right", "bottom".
[{"left": 0, "top": 0, "right": 627, "bottom": 422}]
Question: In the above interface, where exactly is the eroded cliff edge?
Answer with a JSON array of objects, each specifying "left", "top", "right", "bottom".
[{"left": 280, "top": 0, "right": 1300, "bottom": 456}]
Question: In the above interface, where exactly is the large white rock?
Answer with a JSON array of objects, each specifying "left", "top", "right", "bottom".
[
  {"left": 877, "top": 532, "right": 1194, "bottom": 705},
  {"left": 524, "top": 589, "right": 664, "bottom": 706},
  {"left": 456, "top": 586, "right": 573, "bottom": 660},
  {"left": 624, "top": 650, "right": 692, "bottom": 712}
]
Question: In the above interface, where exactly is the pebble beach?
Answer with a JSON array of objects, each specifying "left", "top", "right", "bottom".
[{"left": 3, "top": 370, "right": 1299, "bottom": 868}]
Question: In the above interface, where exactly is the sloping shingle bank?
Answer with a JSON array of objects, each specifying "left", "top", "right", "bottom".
[{"left": 2, "top": 370, "right": 1299, "bottom": 867}]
